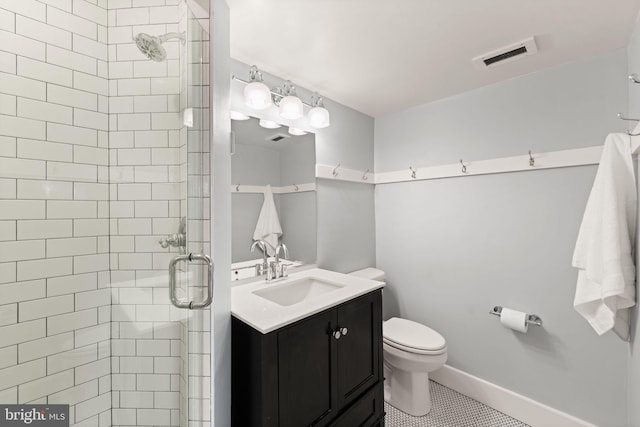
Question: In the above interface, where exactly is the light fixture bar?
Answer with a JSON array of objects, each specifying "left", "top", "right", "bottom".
[{"left": 232, "top": 75, "right": 314, "bottom": 108}]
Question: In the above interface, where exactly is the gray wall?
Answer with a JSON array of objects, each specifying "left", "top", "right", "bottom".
[
  {"left": 375, "top": 49, "right": 629, "bottom": 427},
  {"left": 627, "top": 11, "right": 640, "bottom": 427},
  {"left": 315, "top": 100, "right": 376, "bottom": 273},
  {"left": 230, "top": 59, "right": 376, "bottom": 273}
]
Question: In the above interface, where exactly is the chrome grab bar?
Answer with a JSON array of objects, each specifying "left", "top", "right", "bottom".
[{"left": 168, "top": 253, "right": 214, "bottom": 309}]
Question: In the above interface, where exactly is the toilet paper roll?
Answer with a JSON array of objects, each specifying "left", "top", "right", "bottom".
[{"left": 500, "top": 308, "right": 529, "bottom": 333}]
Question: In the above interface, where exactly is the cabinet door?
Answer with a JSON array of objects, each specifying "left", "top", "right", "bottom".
[
  {"left": 278, "top": 309, "right": 338, "bottom": 427},
  {"left": 336, "top": 291, "right": 382, "bottom": 407}
]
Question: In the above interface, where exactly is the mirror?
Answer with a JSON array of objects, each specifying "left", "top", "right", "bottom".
[{"left": 231, "top": 117, "right": 317, "bottom": 273}]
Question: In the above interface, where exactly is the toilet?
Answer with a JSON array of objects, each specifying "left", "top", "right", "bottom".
[{"left": 348, "top": 268, "right": 448, "bottom": 417}]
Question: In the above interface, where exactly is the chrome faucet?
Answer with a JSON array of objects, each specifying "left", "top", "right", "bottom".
[
  {"left": 250, "top": 240, "right": 269, "bottom": 276},
  {"left": 271, "top": 243, "right": 290, "bottom": 280},
  {"left": 275, "top": 243, "right": 289, "bottom": 264}
]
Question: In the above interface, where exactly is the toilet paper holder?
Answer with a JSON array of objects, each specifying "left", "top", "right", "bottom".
[{"left": 489, "top": 306, "right": 543, "bottom": 326}]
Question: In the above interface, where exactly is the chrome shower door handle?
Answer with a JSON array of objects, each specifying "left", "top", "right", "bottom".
[
  {"left": 189, "top": 253, "right": 213, "bottom": 309},
  {"left": 169, "top": 254, "right": 190, "bottom": 309},
  {"left": 168, "top": 253, "right": 214, "bottom": 309}
]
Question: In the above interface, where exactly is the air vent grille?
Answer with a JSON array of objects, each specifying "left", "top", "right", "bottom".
[
  {"left": 266, "top": 133, "right": 290, "bottom": 143},
  {"left": 483, "top": 46, "right": 528, "bottom": 66},
  {"left": 473, "top": 36, "right": 538, "bottom": 69}
]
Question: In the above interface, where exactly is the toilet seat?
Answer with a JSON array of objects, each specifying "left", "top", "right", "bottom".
[
  {"left": 383, "top": 317, "right": 446, "bottom": 355},
  {"left": 384, "top": 338, "right": 447, "bottom": 355}
]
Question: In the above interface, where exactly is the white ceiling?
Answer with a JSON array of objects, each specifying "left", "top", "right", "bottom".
[{"left": 228, "top": 0, "right": 640, "bottom": 117}]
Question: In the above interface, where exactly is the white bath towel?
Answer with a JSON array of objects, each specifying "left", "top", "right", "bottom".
[
  {"left": 572, "top": 133, "right": 637, "bottom": 340},
  {"left": 253, "top": 185, "right": 282, "bottom": 256}
]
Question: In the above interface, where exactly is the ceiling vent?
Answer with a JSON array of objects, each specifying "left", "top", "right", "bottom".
[
  {"left": 473, "top": 36, "right": 538, "bottom": 69},
  {"left": 266, "top": 133, "right": 290, "bottom": 143}
]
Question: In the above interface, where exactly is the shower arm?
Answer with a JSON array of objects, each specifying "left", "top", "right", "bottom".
[{"left": 158, "top": 32, "right": 185, "bottom": 44}]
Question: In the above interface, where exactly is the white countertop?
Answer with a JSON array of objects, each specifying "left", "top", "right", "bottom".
[{"left": 231, "top": 267, "right": 385, "bottom": 334}]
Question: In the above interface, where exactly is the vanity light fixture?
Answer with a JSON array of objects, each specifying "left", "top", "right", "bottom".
[
  {"left": 230, "top": 110, "right": 250, "bottom": 121},
  {"left": 259, "top": 119, "right": 281, "bottom": 129},
  {"left": 288, "top": 127, "right": 306, "bottom": 136},
  {"left": 233, "top": 65, "right": 332, "bottom": 129},
  {"left": 243, "top": 65, "right": 272, "bottom": 110},
  {"left": 308, "top": 93, "right": 330, "bottom": 129}
]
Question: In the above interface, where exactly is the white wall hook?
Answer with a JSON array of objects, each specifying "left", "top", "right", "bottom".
[{"left": 460, "top": 160, "right": 467, "bottom": 174}]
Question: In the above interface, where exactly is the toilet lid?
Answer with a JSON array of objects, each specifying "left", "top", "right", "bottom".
[{"left": 383, "top": 317, "right": 446, "bottom": 352}]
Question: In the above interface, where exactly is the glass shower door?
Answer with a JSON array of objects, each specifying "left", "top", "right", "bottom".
[{"left": 173, "top": 4, "right": 212, "bottom": 427}]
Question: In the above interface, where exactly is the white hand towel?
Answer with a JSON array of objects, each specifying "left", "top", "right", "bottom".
[
  {"left": 253, "top": 185, "right": 282, "bottom": 256},
  {"left": 572, "top": 133, "right": 637, "bottom": 340}
]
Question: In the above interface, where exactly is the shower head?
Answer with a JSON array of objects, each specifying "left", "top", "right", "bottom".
[
  {"left": 134, "top": 33, "right": 166, "bottom": 61},
  {"left": 133, "top": 32, "right": 185, "bottom": 62}
]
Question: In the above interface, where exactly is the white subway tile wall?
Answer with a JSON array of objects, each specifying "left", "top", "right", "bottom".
[
  {"left": 0, "top": 0, "right": 211, "bottom": 426},
  {"left": 0, "top": 0, "right": 112, "bottom": 425}
]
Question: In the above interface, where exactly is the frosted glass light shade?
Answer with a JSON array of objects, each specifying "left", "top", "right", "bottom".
[
  {"left": 244, "top": 81, "right": 272, "bottom": 110},
  {"left": 288, "top": 127, "right": 306, "bottom": 136},
  {"left": 230, "top": 110, "right": 250, "bottom": 121},
  {"left": 308, "top": 106, "right": 331, "bottom": 128},
  {"left": 279, "top": 95, "right": 303, "bottom": 120},
  {"left": 259, "top": 119, "right": 281, "bottom": 129}
]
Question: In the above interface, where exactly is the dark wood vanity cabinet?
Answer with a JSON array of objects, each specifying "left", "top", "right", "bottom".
[{"left": 232, "top": 289, "right": 384, "bottom": 427}]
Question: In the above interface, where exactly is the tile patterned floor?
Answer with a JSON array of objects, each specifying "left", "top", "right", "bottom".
[{"left": 384, "top": 381, "right": 531, "bottom": 427}]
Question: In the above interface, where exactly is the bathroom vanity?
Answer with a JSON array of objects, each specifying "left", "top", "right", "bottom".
[{"left": 231, "top": 268, "right": 385, "bottom": 426}]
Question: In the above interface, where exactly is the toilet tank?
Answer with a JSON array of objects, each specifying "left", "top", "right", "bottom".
[{"left": 348, "top": 267, "right": 385, "bottom": 281}]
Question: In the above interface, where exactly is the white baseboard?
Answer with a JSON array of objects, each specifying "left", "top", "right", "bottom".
[{"left": 430, "top": 365, "right": 596, "bottom": 427}]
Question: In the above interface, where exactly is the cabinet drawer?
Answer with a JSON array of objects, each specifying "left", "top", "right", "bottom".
[{"left": 330, "top": 383, "right": 384, "bottom": 427}]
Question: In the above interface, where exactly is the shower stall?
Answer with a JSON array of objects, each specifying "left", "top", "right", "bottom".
[{"left": 0, "top": 0, "right": 212, "bottom": 426}]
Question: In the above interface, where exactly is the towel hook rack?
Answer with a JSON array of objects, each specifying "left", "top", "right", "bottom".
[
  {"left": 460, "top": 159, "right": 467, "bottom": 174},
  {"left": 528, "top": 150, "right": 535, "bottom": 167},
  {"left": 293, "top": 184, "right": 299, "bottom": 191},
  {"left": 617, "top": 112, "right": 640, "bottom": 122},
  {"left": 630, "top": 74, "right": 640, "bottom": 84},
  {"left": 332, "top": 164, "right": 340, "bottom": 177},
  {"left": 617, "top": 113, "right": 640, "bottom": 135},
  {"left": 235, "top": 184, "right": 240, "bottom": 192},
  {"left": 409, "top": 166, "right": 416, "bottom": 179},
  {"left": 362, "top": 169, "right": 370, "bottom": 181}
]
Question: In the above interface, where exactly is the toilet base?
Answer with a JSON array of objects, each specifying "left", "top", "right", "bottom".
[{"left": 385, "top": 369, "right": 432, "bottom": 416}]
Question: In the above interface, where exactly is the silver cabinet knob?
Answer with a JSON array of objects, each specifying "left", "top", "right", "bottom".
[{"left": 333, "top": 327, "right": 348, "bottom": 340}]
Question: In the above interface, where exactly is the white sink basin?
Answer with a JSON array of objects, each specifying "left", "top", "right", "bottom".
[
  {"left": 231, "top": 267, "right": 385, "bottom": 333},
  {"left": 252, "top": 277, "right": 345, "bottom": 306}
]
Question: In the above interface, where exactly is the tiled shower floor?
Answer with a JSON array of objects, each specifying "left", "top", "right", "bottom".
[{"left": 384, "top": 381, "right": 531, "bottom": 427}]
